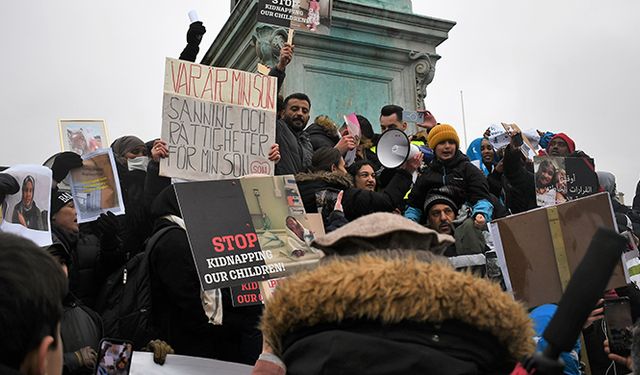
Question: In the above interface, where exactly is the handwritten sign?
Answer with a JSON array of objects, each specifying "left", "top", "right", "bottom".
[
  {"left": 534, "top": 156, "right": 598, "bottom": 207},
  {"left": 160, "top": 58, "right": 277, "bottom": 181}
]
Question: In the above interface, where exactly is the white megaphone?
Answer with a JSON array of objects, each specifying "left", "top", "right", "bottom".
[{"left": 377, "top": 129, "right": 420, "bottom": 168}]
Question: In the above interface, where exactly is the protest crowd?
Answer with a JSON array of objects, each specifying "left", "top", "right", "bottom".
[{"left": 3, "top": 18, "right": 640, "bottom": 375}]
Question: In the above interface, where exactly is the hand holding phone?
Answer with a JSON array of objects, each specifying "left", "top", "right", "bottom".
[
  {"left": 95, "top": 338, "right": 133, "bottom": 375},
  {"left": 604, "top": 297, "right": 633, "bottom": 357}
]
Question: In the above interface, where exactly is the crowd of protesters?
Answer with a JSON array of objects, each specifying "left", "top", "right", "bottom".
[{"left": 3, "top": 21, "right": 640, "bottom": 375}]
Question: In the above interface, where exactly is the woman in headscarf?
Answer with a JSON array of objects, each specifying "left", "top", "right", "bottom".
[
  {"left": 12, "top": 175, "right": 46, "bottom": 230},
  {"left": 110, "top": 136, "right": 168, "bottom": 255}
]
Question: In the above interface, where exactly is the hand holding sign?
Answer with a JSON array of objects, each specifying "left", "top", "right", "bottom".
[
  {"left": 276, "top": 43, "right": 294, "bottom": 71},
  {"left": 151, "top": 139, "right": 169, "bottom": 162},
  {"left": 186, "top": 21, "right": 206, "bottom": 45},
  {"left": 416, "top": 110, "right": 437, "bottom": 130},
  {"left": 268, "top": 144, "right": 281, "bottom": 163},
  {"left": 335, "top": 132, "right": 356, "bottom": 155}
]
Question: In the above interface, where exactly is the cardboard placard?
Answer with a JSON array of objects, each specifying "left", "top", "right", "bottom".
[
  {"left": 0, "top": 165, "right": 52, "bottom": 246},
  {"left": 257, "top": 0, "right": 332, "bottom": 34},
  {"left": 534, "top": 156, "right": 598, "bottom": 207},
  {"left": 489, "top": 192, "right": 627, "bottom": 308},
  {"left": 160, "top": 58, "right": 277, "bottom": 181},
  {"left": 69, "top": 149, "right": 125, "bottom": 223},
  {"left": 174, "top": 175, "right": 324, "bottom": 291}
]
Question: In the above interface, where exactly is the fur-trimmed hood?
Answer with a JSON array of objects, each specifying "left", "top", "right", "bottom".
[
  {"left": 261, "top": 252, "right": 535, "bottom": 363},
  {"left": 295, "top": 171, "right": 353, "bottom": 188}
]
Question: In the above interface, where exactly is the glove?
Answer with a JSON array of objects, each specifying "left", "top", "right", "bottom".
[
  {"left": 51, "top": 152, "right": 83, "bottom": 182},
  {"left": 0, "top": 173, "right": 19, "bottom": 202},
  {"left": 144, "top": 340, "right": 175, "bottom": 365},
  {"left": 93, "top": 211, "right": 119, "bottom": 237},
  {"left": 186, "top": 21, "right": 206, "bottom": 45},
  {"left": 75, "top": 346, "right": 97, "bottom": 369}
]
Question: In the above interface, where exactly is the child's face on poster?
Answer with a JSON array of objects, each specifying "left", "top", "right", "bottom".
[{"left": 22, "top": 180, "right": 34, "bottom": 208}]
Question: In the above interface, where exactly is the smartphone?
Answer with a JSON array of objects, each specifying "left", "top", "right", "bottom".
[
  {"left": 402, "top": 111, "right": 424, "bottom": 123},
  {"left": 604, "top": 297, "right": 633, "bottom": 356},
  {"left": 94, "top": 338, "right": 133, "bottom": 375}
]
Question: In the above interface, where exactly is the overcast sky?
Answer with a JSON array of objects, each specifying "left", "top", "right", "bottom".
[{"left": 1, "top": 0, "right": 638, "bottom": 200}]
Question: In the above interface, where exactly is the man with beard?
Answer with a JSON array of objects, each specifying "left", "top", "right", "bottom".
[
  {"left": 423, "top": 190, "right": 487, "bottom": 274},
  {"left": 275, "top": 93, "right": 315, "bottom": 175}
]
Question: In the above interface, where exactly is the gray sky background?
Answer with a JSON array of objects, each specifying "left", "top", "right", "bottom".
[{"left": 1, "top": 0, "right": 639, "bottom": 201}]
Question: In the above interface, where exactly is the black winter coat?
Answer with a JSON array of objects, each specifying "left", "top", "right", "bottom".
[
  {"left": 407, "top": 151, "right": 491, "bottom": 217},
  {"left": 53, "top": 227, "right": 123, "bottom": 309},
  {"left": 61, "top": 294, "right": 103, "bottom": 375},
  {"left": 502, "top": 144, "right": 537, "bottom": 214},
  {"left": 275, "top": 120, "right": 313, "bottom": 176},
  {"left": 306, "top": 122, "right": 339, "bottom": 150},
  {"left": 148, "top": 186, "right": 262, "bottom": 364},
  {"left": 342, "top": 169, "right": 413, "bottom": 221}
]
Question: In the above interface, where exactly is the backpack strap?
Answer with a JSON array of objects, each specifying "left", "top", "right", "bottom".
[
  {"left": 145, "top": 225, "right": 184, "bottom": 254},
  {"left": 143, "top": 225, "right": 185, "bottom": 280}
]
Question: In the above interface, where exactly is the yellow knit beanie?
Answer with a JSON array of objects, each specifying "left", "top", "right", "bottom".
[{"left": 427, "top": 124, "right": 460, "bottom": 149}]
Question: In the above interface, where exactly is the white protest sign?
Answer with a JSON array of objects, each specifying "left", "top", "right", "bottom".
[
  {"left": 160, "top": 58, "right": 277, "bottom": 181},
  {"left": 0, "top": 165, "right": 52, "bottom": 247},
  {"left": 130, "top": 352, "right": 252, "bottom": 375},
  {"left": 69, "top": 149, "right": 125, "bottom": 223}
]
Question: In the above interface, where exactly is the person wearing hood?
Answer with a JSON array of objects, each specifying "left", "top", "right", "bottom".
[
  {"left": 148, "top": 185, "right": 263, "bottom": 364},
  {"left": 110, "top": 135, "right": 168, "bottom": 255},
  {"left": 306, "top": 115, "right": 340, "bottom": 150},
  {"left": 405, "top": 124, "right": 494, "bottom": 227},
  {"left": 10, "top": 175, "right": 47, "bottom": 230},
  {"left": 466, "top": 137, "right": 504, "bottom": 200},
  {"left": 254, "top": 213, "right": 535, "bottom": 374}
]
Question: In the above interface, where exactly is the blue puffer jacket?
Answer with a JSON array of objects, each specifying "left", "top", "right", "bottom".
[{"left": 405, "top": 150, "right": 493, "bottom": 223}]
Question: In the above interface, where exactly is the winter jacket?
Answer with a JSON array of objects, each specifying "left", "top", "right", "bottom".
[
  {"left": 295, "top": 171, "right": 352, "bottom": 231},
  {"left": 342, "top": 168, "right": 413, "bottom": 221},
  {"left": 52, "top": 226, "right": 122, "bottom": 309},
  {"left": 0, "top": 364, "right": 21, "bottom": 375},
  {"left": 306, "top": 122, "right": 339, "bottom": 151},
  {"left": 502, "top": 144, "right": 537, "bottom": 214},
  {"left": 115, "top": 163, "right": 152, "bottom": 255},
  {"left": 405, "top": 150, "right": 494, "bottom": 223},
  {"left": 148, "top": 186, "right": 262, "bottom": 364},
  {"left": 61, "top": 294, "right": 103, "bottom": 375},
  {"left": 275, "top": 119, "right": 313, "bottom": 176},
  {"left": 295, "top": 171, "right": 353, "bottom": 215},
  {"left": 260, "top": 252, "right": 535, "bottom": 375}
]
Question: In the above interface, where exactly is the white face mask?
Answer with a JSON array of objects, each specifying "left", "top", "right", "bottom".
[{"left": 127, "top": 156, "right": 149, "bottom": 172}]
